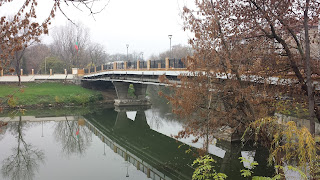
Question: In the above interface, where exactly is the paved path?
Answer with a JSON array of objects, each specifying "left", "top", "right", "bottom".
[{"left": 0, "top": 74, "right": 76, "bottom": 82}]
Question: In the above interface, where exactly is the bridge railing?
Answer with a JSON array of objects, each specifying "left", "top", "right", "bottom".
[
  {"left": 83, "top": 57, "right": 187, "bottom": 74},
  {"left": 90, "top": 67, "right": 95, "bottom": 73},
  {"left": 127, "top": 61, "right": 137, "bottom": 69},
  {"left": 96, "top": 65, "right": 102, "bottom": 72},
  {"left": 0, "top": 68, "right": 70, "bottom": 76},
  {"left": 105, "top": 63, "right": 113, "bottom": 70},
  {"left": 150, "top": 60, "right": 165, "bottom": 69},
  {"left": 117, "top": 62, "right": 124, "bottom": 69},
  {"left": 169, "top": 58, "right": 185, "bottom": 68},
  {"left": 139, "top": 61, "right": 147, "bottom": 69}
]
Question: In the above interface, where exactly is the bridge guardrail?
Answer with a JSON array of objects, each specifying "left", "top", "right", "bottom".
[
  {"left": 117, "top": 62, "right": 124, "bottom": 70},
  {"left": 96, "top": 66, "right": 101, "bottom": 72},
  {"left": 169, "top": 58, "right": 185, "bottom": 68},
  {"left": 0, "top": 68, "right": 71, "bottom": 76},
  {"left": 84, "top": 58, "right": 187, "bottom": 75},
  {"left": 139, "top": 61, "right": 147, "bottom": 69},
  {"left": 128, "top": 61, "right": 137, "bottom": 69}
]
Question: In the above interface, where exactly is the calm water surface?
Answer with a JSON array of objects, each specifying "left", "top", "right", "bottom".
[{"left": 0, "top": 87, "right": 274, "bottom": 180}]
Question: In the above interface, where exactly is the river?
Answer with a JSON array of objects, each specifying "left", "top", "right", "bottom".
[{"left": 0, "top": 86, "right": 274, "bottom": 180}]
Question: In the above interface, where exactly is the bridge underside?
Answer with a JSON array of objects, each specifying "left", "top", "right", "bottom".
[
  {"left": 113, "top": 81, "right": 151, "bottom": 106},
  {"left": 81, "top": 80, "right": 151, "bottom": 107}
]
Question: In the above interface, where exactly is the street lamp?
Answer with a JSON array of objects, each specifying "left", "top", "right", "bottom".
[
  {"left": 126, "top": 44, "right": 129, "bottom": 61},
  {"left": 168, "top": 35, "right": 172, "bottom": 58},
  {"left": 141, "top": 52, "right": 144, "bottom": 61}
]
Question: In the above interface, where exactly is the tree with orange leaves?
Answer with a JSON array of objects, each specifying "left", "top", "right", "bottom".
[
  {"left": 163, "top": 0, "right": 320, "bottom": 143},
  {"left": 162, "top": 0, "right": 320, "bottom": 178}
]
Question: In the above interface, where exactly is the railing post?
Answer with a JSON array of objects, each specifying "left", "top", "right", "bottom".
[
  {"left": 94, "top": 66, "right": 97, "bottom": 73},
  {"left": 113, "top": 145, "right": 117, "bottom": 153},
  {"left": 158, "top": 63, "right": 161, "bottom": 69},
  {"left": 31, "top": 69, "right": 34, "bottom": 75},
  {"left": 1, "top": 69, "right": 3, "bottom": 76},
  {"left": 165, "top": 57, "right": 169, "bottom": 70},
  {"left": 64, "top": 69, "right": 67, "bottom": 75},
  {"left": 137, "top": 162, "right": 140, "bottom": 170},
  {"left": 113, "top": 62, "right": 117, "bottom": 70},
  {"left": 124, "top": 62, "right": 127, "bottom": 70},
  {"left": 88, "top": 68, "right": 91, "bottom": 73},
  {"left": 101, "top": 64, "right": 104, "bottom": 71},
  {"left": 137, "top": 60, "right": 140, "bottom": 70},
  {"left": 147, "top": 168, "right": 151, "bottom": 178},
  {"left": 50, "top": 69, "right": 52, "bottom": 75},
  {"left": 20, "top": 69, "right": 23, "bottom": 76},
  {"left": 147, "top": 60, "right": 151, "bottom": 70}
]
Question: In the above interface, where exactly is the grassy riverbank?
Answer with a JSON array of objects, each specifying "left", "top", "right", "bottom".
[{"left": 0, "top": 82, "right": 103, "bottom": 108}]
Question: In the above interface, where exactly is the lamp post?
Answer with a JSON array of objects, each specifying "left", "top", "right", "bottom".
[
  {"left": 126, "top": 44, "right": 129, "bottom": 61},
  {"left": 168, "top": 35, "right": 172, "bottom": 58},
  {"left": 141, "top": 52, "right": 144, "bottom": 61}
]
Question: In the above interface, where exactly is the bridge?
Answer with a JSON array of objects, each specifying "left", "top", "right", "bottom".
[
  {"left": 82, "top": 58, "right": 188, "bottom": 106},
  {"left": 2, "top": 57, "right": 319, "bottom": 107},
  {"left": 81, "top": 58, "right": 320, "bottom": 107}
]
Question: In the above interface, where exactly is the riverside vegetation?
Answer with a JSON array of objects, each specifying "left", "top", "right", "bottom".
[
  {"left": 160, "top": 0, "right": 320, "bottom": 179},
  {"left": 0, "top": 82, "right": 103, "bottom": 108}
]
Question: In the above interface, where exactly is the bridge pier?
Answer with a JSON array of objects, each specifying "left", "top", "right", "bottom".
[
  {"left": 133, "top": 84, "right": 148, "bottom": 99},
  {"left": 113, "top": 81, "right": 130, "bottom": 99},
  {"left": 114, "top": 106, "right": 150, "bottom": 130},
  {"left": 113, "top": 81, "right": 151, "bottom": 106}
]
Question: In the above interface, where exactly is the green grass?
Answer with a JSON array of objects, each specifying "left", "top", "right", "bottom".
[
  {"left": 0, "top": 82, "right": 103, "bottom": 107},
  {"left": 128, "top": 84, "right": 136, "bottom": 97}
]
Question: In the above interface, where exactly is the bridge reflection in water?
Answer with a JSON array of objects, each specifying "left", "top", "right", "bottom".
[
  {"left": 83, "top": 106, "right": 274, "bottom": 180},
  {"left": 84, "top": 106, "right": 193, "bottom": 180}
]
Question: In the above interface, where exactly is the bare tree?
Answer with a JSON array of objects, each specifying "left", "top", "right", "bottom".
[
  {"left": 88, "top": 42, "right": 107, "bottom": 67},
  {"left": 1, "top": 118, "right": 45, "bottom": 180},
  {"left": 108, "top": 51, "right": 144, "bottom": 62},
  {"left": 24, "top": 44, "right": 51, "bottom": 74},
  {"left": 53, "top": 117, "right": 92, "bottom": 157},
  {"left": 150, "top": 44, "right": 193, "bottom": 60},
  {"left": 50, "top": 22, "right": 91, "bottom": 71}
]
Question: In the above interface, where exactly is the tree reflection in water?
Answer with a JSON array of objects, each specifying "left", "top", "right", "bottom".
[
  {"left": 53, "top": 116, "right": 92, "bottom": 157},
  {"left": 147, "top": 85, "right": 181, "bottom": 130},
  {"left": 1, "top": 116, "right": 45, "bottom": 180}
]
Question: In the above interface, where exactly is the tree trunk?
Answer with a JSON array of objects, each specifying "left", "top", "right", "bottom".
[
  {"left": 303, "top": 0, "right": 315, "bottom": 135},
  {"left": 15, "top": 56, "right": 21, "bottom": 86}
]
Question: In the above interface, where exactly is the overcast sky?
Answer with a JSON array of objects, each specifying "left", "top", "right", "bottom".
[{"left": 1, "top": 0, "right": 194, "bottom": 59}]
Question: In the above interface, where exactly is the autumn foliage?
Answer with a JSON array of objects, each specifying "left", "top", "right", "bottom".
[
  {"left": 0, "top": 0, "right": 107, "bottom": 75},
  {"left": 160, "top": 1, "right": 320, "bottom": 177},
  {"left": 0, "top": 0, "right": 58, "bottom": 73}
]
